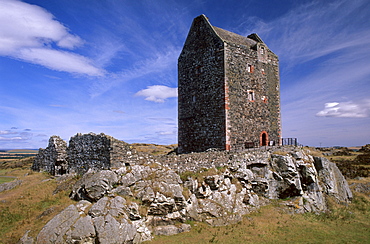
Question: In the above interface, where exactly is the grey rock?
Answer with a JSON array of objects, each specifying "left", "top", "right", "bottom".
[
  {"left": 18, "top": 230, "right": 33, "bottom": 244},
  {"left": 0, "top": 180, "right": 22, "bottom": 192},
  {"left": 66, "top": 216, "right": 96, "bottom": 244},
  {"left": 93, "top": 214, "right": 137, "bottom": 244},
  {"left": 76, "top": 200, "right": 92, "bottom": 213},
  {"left": 70, "top": 170, "right": 118, "bottom": 201},
  {"left": 112, "top": 185, "right": 133, "bottom": 196},
  {"left": 88, "top": 197, "right": 109, "bottom": 217},
  {"left": 153, "top": 224, "right": 191, "bottom": 236},
  {"left": 36, "top": 205, "right": 80, "bottom": 244},
  {"left": 109, "top": 196, "right": 127, "bottom": 218},
  {"left": 314, "top": 156, "right": 353, "bottom": 202}
]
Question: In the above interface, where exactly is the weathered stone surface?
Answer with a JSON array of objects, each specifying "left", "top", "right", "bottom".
[
  {"left": 153, "top": 224, "right": 191, "bottom": 236},
  {"left": 70, "top": 170, "right": 118, "bottom": 201},
  {"left": 66, "top": 216, "right": 95, "bottom": 244},
  {"left": 0, "top": 179, "right": 22, "bottom": 192},
  {"left": 18, "top": 230, "right": 33, "bottom": 244},
  {"left": 93, "top": 214, "right": 137, "bottom": 244},
  {"left": 36, "top": 205, "right": 80, "bottom": 244},
  {"left": 88, "top": 197, "right": 109, "bottom": 217},
  {"left": 314, "top": 156, "right": 353, "bottom": 202}
]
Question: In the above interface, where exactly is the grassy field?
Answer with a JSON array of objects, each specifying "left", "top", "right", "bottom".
[
  {"left": 0, "top": 147, "right": 369, "bottom": 243},
  {"left": 0, "top": 159, "right": 76, "bottom": 243}
]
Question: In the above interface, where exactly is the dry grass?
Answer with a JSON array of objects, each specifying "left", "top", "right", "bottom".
[
  {"left": 131, "top": 143, "right": 177, "bottom": 155},
  {"left": 0, "top": 166, "right": 74, "bottom": 243}
]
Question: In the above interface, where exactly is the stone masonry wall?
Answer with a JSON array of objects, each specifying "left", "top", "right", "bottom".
[
  {"left": 33, "top": 133, "right": 136, "bottom": 175},
  {"left": 225, "top": 41, "right": 281, "bottom": 150},
  {"left": 178, "top": 15, "right": 281, "bottom": 153},
  {"left": 32, "top": 136, "right": 68, "bottom": 175},
  {"left": 178, "top": 15, "right": 226, "bottom": 153}
]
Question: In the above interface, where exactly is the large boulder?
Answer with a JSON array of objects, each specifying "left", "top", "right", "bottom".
[
  {"left": 36, "top": 205, "right": 80, "bottom": 244},
  {"left": 70, "top": 170, "right": 118, "bottom": 201}
]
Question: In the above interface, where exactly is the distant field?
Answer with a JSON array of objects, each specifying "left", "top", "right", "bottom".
[
  {"left": 4, "top": 149, "right": 38, "bottom": 153},
  {"left": 0, "top": 149, "right": 38, "bottom": 161}
]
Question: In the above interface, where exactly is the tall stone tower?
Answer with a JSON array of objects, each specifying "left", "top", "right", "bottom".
[{"left": 178, "top": 15, "right": 281, "bottom": 153}]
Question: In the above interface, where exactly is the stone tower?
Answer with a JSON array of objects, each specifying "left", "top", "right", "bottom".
[{"left": 178, "top": 15, "right": 281, "bottom": 153}]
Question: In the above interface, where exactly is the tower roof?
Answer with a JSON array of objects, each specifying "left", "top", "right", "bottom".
[
  {"left": 212, "top": 26, "right": 258, "bottom": 47},
  {"left": 197, "top": 14, "right": 263, "bottom": 48}
]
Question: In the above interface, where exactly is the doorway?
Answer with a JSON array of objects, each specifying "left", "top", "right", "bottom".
[{"left": 260, "top": 131, "right": 268, "bottom": 146}]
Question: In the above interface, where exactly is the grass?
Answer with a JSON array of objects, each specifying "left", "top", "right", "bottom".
[
  {"left": 0, "top": 177, "right": 16, "bottom": 184},
  {"left": 0, "top": 164, "right": 74, "bottom": 243},
  {"left": 146, "top": 187, "right": 370, "bottom": 244}
]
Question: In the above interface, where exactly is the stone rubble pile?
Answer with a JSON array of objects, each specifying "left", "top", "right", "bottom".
[{"left": 29, "top": 134, "right": 353, "bottom": 244}]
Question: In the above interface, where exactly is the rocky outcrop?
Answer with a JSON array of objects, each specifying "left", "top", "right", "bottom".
[
  {"left": 0, "top": 179, "right": 22, "bottom": 193},
  {"left": 33, "top": 147, "right": 352, "bottom": 243}
]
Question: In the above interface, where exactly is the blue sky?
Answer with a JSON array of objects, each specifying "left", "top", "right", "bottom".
[{"left": 0, "top": 0, "right": 369, "bottom": 149}]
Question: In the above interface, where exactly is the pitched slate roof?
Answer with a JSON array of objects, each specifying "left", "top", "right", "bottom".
[{"left": 212, "top": 26, "right": 258, "bottom": 47}]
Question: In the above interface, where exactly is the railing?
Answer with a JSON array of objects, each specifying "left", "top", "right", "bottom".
[{"left": 281, "top": 138, "right": 298, "bottom": 146}]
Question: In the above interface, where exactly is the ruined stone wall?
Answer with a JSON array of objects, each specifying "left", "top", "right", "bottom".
[
  {"left": 178, "top": 16, "right": 226, "bottom": 153},
  {"left": 67, "top": 133, "right": 134, "bottom": 174},
  {"left": 33, "top": 133, "right": 136, "bottom": 175},
  {"left": 32, "top": 136, "right": 67, "bottom": 175}
]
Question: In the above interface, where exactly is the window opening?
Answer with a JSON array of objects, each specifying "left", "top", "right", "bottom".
[
  {"left": 247, "top": 64, "right": 254, "bottom": 73},
  {"left": 195, "top": 66, "right": 203, "bottom": 75},
  {"left": 247, "top": 90, "right": 255, "bottom": 101}
]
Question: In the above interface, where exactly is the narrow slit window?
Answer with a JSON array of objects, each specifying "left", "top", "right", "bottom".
[
  {"left": 195, "top": 66, "right": 203, "bottom": 75},
  {"left": 247, "top": 64, "right": 254, "bottom": 73},
  {"left": 247, "top": 90, "right": 255, "bottom": 101}
]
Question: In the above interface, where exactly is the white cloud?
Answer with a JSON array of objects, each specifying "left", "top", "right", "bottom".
[
  {"left": 0, "top": 0, "right": 104, "bottom": 76},
  {"left": 18, "top": 48, "right": 104, "bottom": 76},
  {"left": 135, "top": 85, "right": 178, "bottom": 103},
  {"left": 316, "top": 100, "right": 370, "bottom": 118},
  {"left": 0, "top": 130, "right": 17, "bottom": 135}
]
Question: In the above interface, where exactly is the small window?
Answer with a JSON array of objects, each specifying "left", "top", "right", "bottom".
[
  {"left": 192, "top": 95, "right": 196, "bottom": 103},
  {"left": 195, "top": 66, "right": 203, "bottom": 75},
  {"left": 247, "top": 64, "right": 254, "bottom": 73},
  {"left": 260, "top": 47, "right": 265, "bottom": 54},
  {"left": 247, "top": 90, "right": 255, "bottom": 101}
]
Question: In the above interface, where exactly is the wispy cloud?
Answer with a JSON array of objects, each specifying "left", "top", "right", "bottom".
[
  {"left": 316, "top": 100, "right": 370, "bottom": 118},
  {"left": 0, "top": 129, "right": 33, "bottom": 143},
  {"left": 135, "top": 85, "right": 178, "bottom": 103},
  {"left": 0, "top": 0, "right": 104, "bottom": 76},
  {"left": 248, "top": 0, "right": 370, "bottom": 65},
  {"left": 89, "top": 48, "right": 179, "bottom": 97}
]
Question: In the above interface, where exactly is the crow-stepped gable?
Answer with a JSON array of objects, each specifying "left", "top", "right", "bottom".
[{"left": 178, "top": 14, "right": 281, "bottom": 153}]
